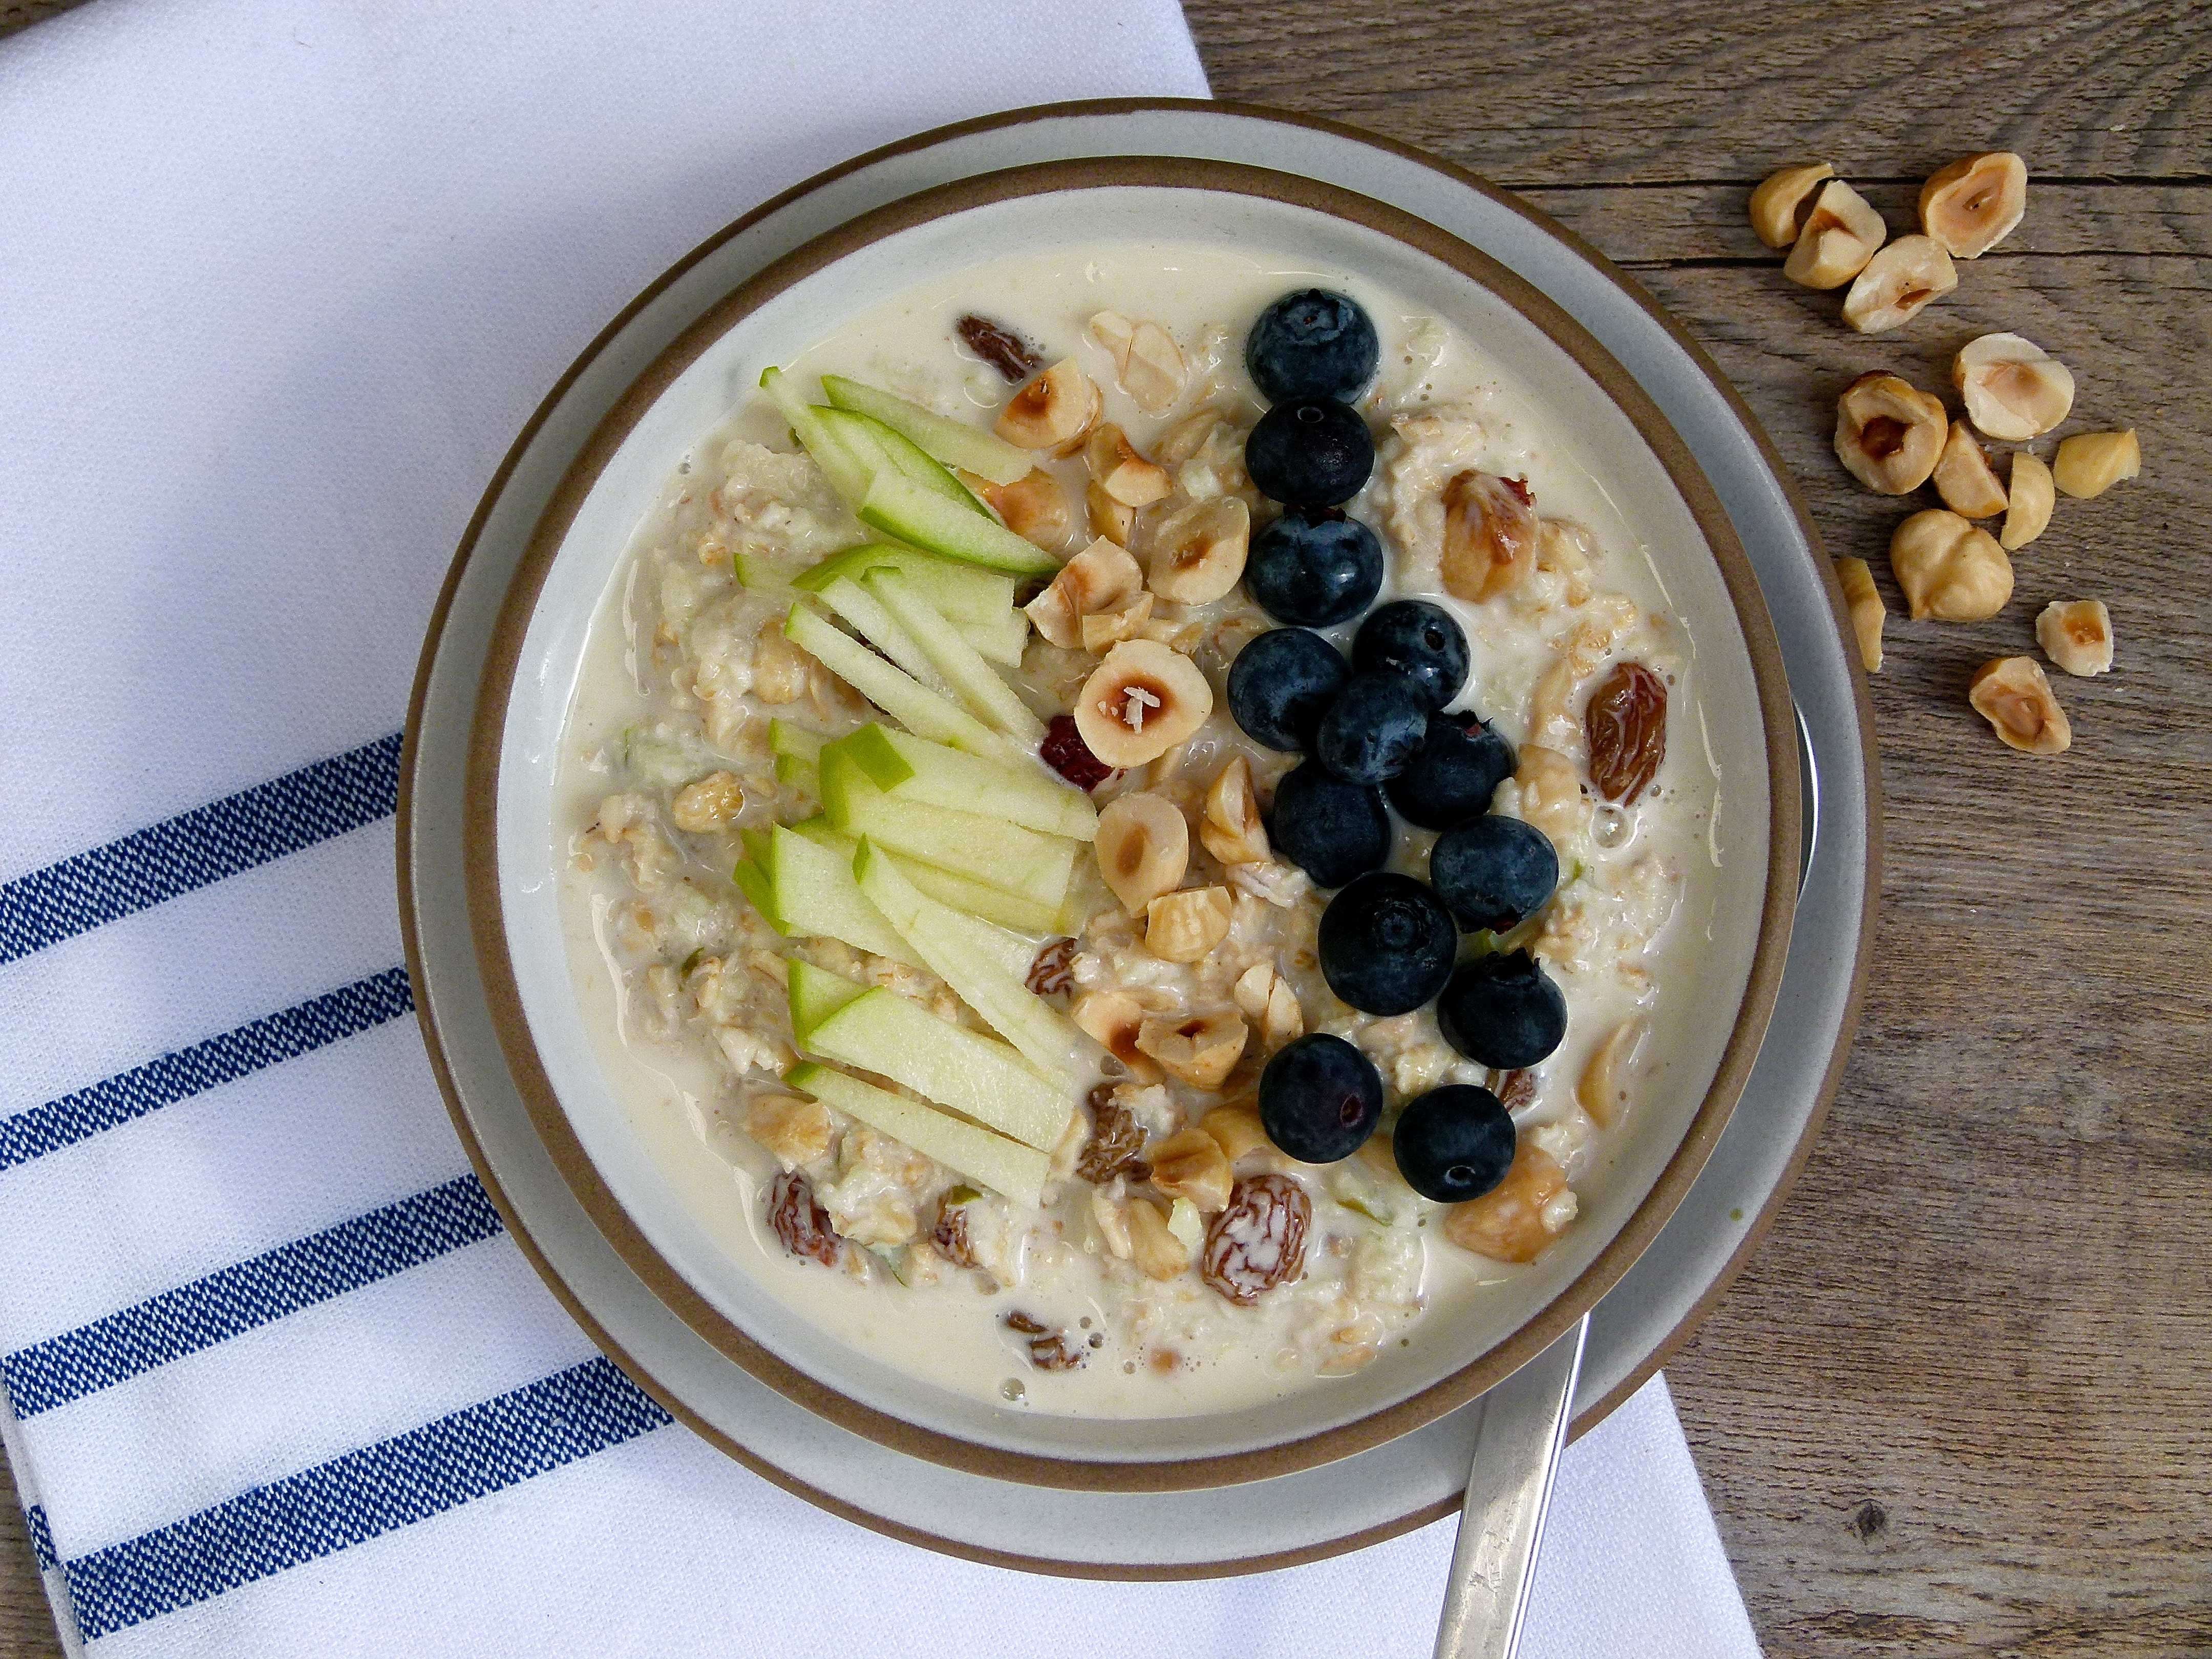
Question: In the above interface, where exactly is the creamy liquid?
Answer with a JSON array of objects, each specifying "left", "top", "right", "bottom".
[{"left": 554, "top": 243, "right": 1726, "bottom": 1417}]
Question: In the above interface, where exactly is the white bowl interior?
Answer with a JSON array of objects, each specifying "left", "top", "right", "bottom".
[{"left": 496, "top": 182, "right": 1772, "bottom": 1465}]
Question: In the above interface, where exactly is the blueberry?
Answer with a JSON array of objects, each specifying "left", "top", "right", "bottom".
[
  {"left": 1258, "top": 1033, "right": 1384, "bottom": 1163},
  {"left": 1245, "top": 508, "right": 1384, "bottom": 628},
  {"left": 1387, "top": 712, "right": 1516, "bottom": 830},
  {"left": 1269, "top": 760, "right": 1390, "bottom": 887},
  {"left": 1244, "top": 399, "right": 1374, "bottom": 508},
  {"left": 1245, "top": 289, "right": 1380, "bottom": 404},
  {"left": 1430, "top": 816, "right": 1559, "bottom": 932},
  {"left": 1318, "top": 873, "right": 1458, "bottom": 1015},
  {"left": 1353, "top": 600, "right": 1469, "bottom": 711},
  {"left": 1436, "top": 949, "right": 1568, "bottom": 1070},
  {"left": 1315, "top": 671, "right": 1429, "bottom": 784},
  {"left": 1392, "top": 1085, "right": 1517, "bottom": 1204},
  {"left": 1227, "top": 628, "right": 1350, "bottom": 752}
]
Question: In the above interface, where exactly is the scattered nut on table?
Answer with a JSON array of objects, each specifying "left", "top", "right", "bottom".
[
  {"left": 1749, "top": 161, "right": 1835, "bottom": 247},
  {"left": 1919, "top": 152, "right": 2029, "bottom": 258},
  {"left": 1835, "top": 556, "right": 1885, "bottom": 672},
  {"left": 1891, "top": 509, "right": 2014, "bottom": 621},
  {"left": 1835, "top": 372, "right": 1947, "bottom": 494},
  {"left": 1954, "top": 333, "right": 2075, "bottom": 441},
  {"left": 1969, "top": 656, "right": 2072, "bottom": 754},
  {"left": 2052, "top": 430, "right": 2142, "bottom": 499},
  {"left": 2000, "top": 452, "right": 2055, "bottom": 550},
  {"left": 1931, "top": 421, "right": 2009, "bottom": 519},
  {"left": 1783, "top": 178, "right": 1888, "bottom": 289},
  {"left": 2036, "top": 600, "right": 2115, "bottom": 677},
  {"left": 1842, "top": 235, "right": 1957, "bottom": 333}
]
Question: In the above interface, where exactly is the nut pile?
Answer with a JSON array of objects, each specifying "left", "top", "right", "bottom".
[{"left": 1754, "top": 152, "right": 2139, "bottom": 754}]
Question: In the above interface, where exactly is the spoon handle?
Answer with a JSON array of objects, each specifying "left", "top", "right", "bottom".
[{"left": 1432, "top": 1313, "right": 1589, "bottom": 1659}]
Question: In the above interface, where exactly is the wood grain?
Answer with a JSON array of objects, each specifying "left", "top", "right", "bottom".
[{"left": 1, "top": 0, "right": 2207, "bottom": 1654}]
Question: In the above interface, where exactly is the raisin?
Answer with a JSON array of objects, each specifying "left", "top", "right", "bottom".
[
  {"left": 1003, "top": 1309, "right": 1085, "bottom": 1370},
  {"left": 1492, "top": 1068, "right": 1537, "bottom": 1112},
  {"left": 932, "top": 1195, "right": 982, "bottom": 1269},
  {"left": 1040, "top": 713, "right": 1114, "bottom": 791},
  {"left": 1585, "top": 661, "right": 1668, "bottom": 804},
  {"left": 1201, "top": 1174, "right": 1312, "bottom": 1306},
  {"left": 1078, "top": 1085, "right": 1150, "bottom": 1183},
  {"left": 958, "top": 314, "right": 1044, "bottom": 382},
  {"left": 1003, "top": 1310, "right": 1049, "bottom": 1335},
  {"left": 767, "top": 1169, "right": 839, "bottom": 1267},
  {"left": 1026, "top": 937, "right": 1077, "bottom": 997}
]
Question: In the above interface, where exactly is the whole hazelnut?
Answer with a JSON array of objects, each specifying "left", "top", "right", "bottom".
[{"left": 1890, "top": 509, "right": 2013, "bottom": 622}]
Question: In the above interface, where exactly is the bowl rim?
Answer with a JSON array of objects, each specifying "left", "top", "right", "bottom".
[{"left": 450, "top": 151, "right": 1802, "bottom": 1494}]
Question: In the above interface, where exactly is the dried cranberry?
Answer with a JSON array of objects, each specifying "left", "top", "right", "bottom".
[{"left": 1041, "top": 713, "right": 1113, "bottom": 791}]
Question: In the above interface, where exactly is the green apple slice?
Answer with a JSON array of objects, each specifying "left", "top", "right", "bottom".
[
  {"left": 799, "top": 986, "right": 1073, "bottom": 1151},
  {"left": 758, "top": 367, "right": 871, "bottom": 505},
  {"left": 959, "top": 609, "right": 1030, "bottom": 667},
  {"left": 785, "top": 1063, "right": 1047, "bottom": 1208},
  {"left": 768, "top": 721, "right": 824, "bottom": 764},
  {"left": 732, "top": 548, "right": 797, "bottom": 590},
  {"left": 792, "top": 544, "right": 1015, "bottom": 625},
  {"left": 812, "top": 575, "right": 956, "bottom": 698},
  {"left": 837, "top": 724, "right": 1095, "bottom": 841},
  {"left": 783, "top": 604, "right": 1023, "bottom": 765},
  {"left": 859, "top": 471, "right": 1061, "bottom": 578},
  {"left": 731, "top": 859, "right": 777, "bottom": 927},
  {"left": 853, "top": 839, "right": 1097, "bottom": 1088},
  {"left": 765, "top": 825, "right": 921, "bottom": 968},
  {"left": 773, "top": 753, "right": 818, "bottom": 795},
  {"left": 786, "top": 958, "right": 870, "bottom": 1040},
  {"left": 820, "top": 375, "right": 1032, "bottom": 486},
  {"left": 860, "top": 567, "right": 1045, "bottom": 742},
  {"left": 818, "top": 743, "right": 1074, "bottom": 908},
  {"left": 814, "top": 406, "right": 987, "bottom": 516},
  {"left": 788, "top": 817, "right": 1066, "bottom": 936}
]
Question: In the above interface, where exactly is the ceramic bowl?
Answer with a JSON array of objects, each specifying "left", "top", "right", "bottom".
[{"left": 465, "top": 156, "right": 1799, "bottom": 1492}]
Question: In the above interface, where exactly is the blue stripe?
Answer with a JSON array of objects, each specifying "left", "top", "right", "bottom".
[
  {"left": 2, "top": 1176, "right": 502, "bottom": 1417},
  {"left": 0, "top": 967, "right": 413, "bottom": 1169},
  {"left": 26, "top": 1504, "right": 55, "bottom": 1574},
  {"left": 0, "top": 732, "right": 402, "bottom": 964},
  {"left": 63, "top": 1356, "right": 671, "bottom": 1638}
]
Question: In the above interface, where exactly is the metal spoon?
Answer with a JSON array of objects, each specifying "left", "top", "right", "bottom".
[{"left": 1432, "top": 1313, "right": 1589, "bottom": 1659}]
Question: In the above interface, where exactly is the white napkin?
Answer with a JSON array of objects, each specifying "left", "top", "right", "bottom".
[{"left": 0, "top": 1, "right": 1763, "bottom": 1652}]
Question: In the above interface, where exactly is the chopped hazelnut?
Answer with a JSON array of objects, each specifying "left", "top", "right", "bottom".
[
  {"left": 1147, "top": 1126, "right": 1236, "bottom": 1211},
  {"left": 1143, "top": 886, "right": 1233, "bottom": 964},
  {"left": 1919, "top": 152, "right": 2028, "bottom": 259},
  {"left": 2001, "top": 452, "right": 2056, "bottom": 550},
  {"left": 1969, "top": 657, "right": 2071, "bottom": 755},
  {"left": 1086, "top": 424, "right": 1173, "bottom": 508},
  {"left": 1834, "top": 373, "right": 1947, "bottom": 495},
  {"left": 1199, "top": 755, "right": 1270, "bottom": 865},
  {"left": 1136, "top": 1011, "right": 1249, "bottom": 1091},
  {"left": 2052, "top": 430, "right": 2141, "bottom": 499},
  {"left": 1931, "top": 421, "right": 2009, "bottom": 519},
  {"left": 1024, "top": 537, "right": 1142, "bottom": 648},
  {"left": 1749, "top": 161, "right": 1835, "bottom": 248},
  {"left": 1835, "top": 557, "right": 1885, "bottom": 673},
  {"left": 1782, "top": 179, "right": 1888, "bottom": 289},
  {"left": 974, "top": 469, "right": 1074, "bottom": 553},
  {"left": 1094, "top": 791, "right": 1189, "bottom": 915},
  {"left": 995, "top": 358, "right": 1101, "bottom": 453},
  {"left": 1890, "top": 509, "right": 2014, "bottom": 622},
  {"left": 2036, "top": 600, "right": 2115, "bottom": 677},
  {"left": 1954, "top": 333, "right": 2074, "bottom": 441},
  {"left": 1841, "top": 235, "right": 1957, "bottom": 333},
  {"left": 1145, "top": 496, "right": 1250, "bottom": 605},
  {"left": 1071, "top": 989, "right": 1163, "bottom": 1083},
  {"left": 1123, "top": 1195, "right": 1193, "bottom": 1280}
]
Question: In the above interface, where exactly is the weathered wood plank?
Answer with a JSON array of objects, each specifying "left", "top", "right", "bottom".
[{"left": 0, "top": 1464, "right": 58, "bottom": 1659}]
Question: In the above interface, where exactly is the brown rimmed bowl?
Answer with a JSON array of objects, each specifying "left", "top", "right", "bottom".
[{"left": 450, "top": 155, "right": 1799, "bottom": 1495}]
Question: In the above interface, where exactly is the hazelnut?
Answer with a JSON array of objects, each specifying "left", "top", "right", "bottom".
[
  {"left": 1919, "top": 152, "right": 2028, "bottom": 259},
  {"left": 1199, "top": 755, "right": 1270, "bottom": 865},
  {"left": 1025, "top": 537, "right": 1143, "bottom": 648},
  {"left": 1145, "top": 496, "right": 1250, "bottom": 605},
  {"left": 1576, "top": 1016, "right": 1647, "bottom": 1130},
  {"left": 1968, "top": 657, "right": 2071, "bottom": 755},
  {"left": 1199, "top": 1100, "right": 1269, "bottom": 1163},
  {"left": 2001, "top": 452, "right": 2055, "bottom": 550},
  {"left": 1148, "top": 1125, "right": 1236, "bottom": 1211},
  {"left": 1086, "top": 480, "right": 1136, "bottom": 546},
  {"left": 1074, "top": 640, "right": 1214, "bottom": 768},
  {"left": 1071, "top": 989, "right": 1162, "bottom": 1082},
  {"left": 1231, "top": 961, "right": 1304, "bottom": 1049},
  {"left": 1841, "top": 235, "right": 1956, "bottom": 333},
  {"left": 975, "top": 468, "right": 1074, "bottom": 552},
  {"left": 1443, "top": 1144, "right": 1571, "bottom": 1264},
  {"left": 1890, "top": 509, "right": 2014, "bottom": 621},
  {"left": 995, "top": 358, "right": 1101, "bottom": 453},
  {"left": 2052, "top": 430, "right": 2142, "bottom": 499},
  {"left": 1782, "top": 179, "right": 1887, "bottom": 289},
  {"left": 2036, "top": 600, "right": 2115, "bottom": 677},
  {"left": 744, "top": 1093, "right": 832, "bottom": 1167},
  {"left": 1080, "top": 593, "right": 1155, "bottom": 652},
  {"left": 1094, "top": 791, "right": 1189, "bottom": 914},
  {"left": 1749, "top": 161, "right": 1835, "bottom": 248},
  {"left": 1440, "top": 470, "right": 1538, "bottom": 601},
  {"left": 1953, "top": 333, "right": 2074, "bottom": 441},
  {"left": 670, "top": 770, "right": 746, "bottom": 832},
  {"left": 1835, "top": 556, "right": 1885, "bottom": 673},
  {"left": 1086, "top": 424, "right": 1173, "bottom": 507},
  {"left": 1090, "top": 311, "right": 1188, "bottom": 414},
  {"left": 1931, "top": 421, "right": 2009, "bottom": 519},
  {"left": 1834, "top": 373, "right": 1947, "bottom": 495},
  {"left": 1136, "top": 1014, "right": 1249, "bottom": 1093},
  {"left": 1144, "top": 886, "right": 1233, "bottom": 963},
  {"left": 1123, "top": 1195, "right": 1192, "bottom": 1280}
]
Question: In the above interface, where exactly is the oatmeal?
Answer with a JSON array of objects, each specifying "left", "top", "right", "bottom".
[{"left": 554, "top": 246, "right": 1721, "bottom": 1417}]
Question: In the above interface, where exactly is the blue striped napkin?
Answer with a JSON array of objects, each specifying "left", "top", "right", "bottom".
[{"left": 0, "top": 2, "right": 1762, "bottom": 1653}]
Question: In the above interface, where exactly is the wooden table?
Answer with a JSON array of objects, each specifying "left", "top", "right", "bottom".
[{"left": 4, "top": 0, "right": 2207, "bottom": 1652}]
